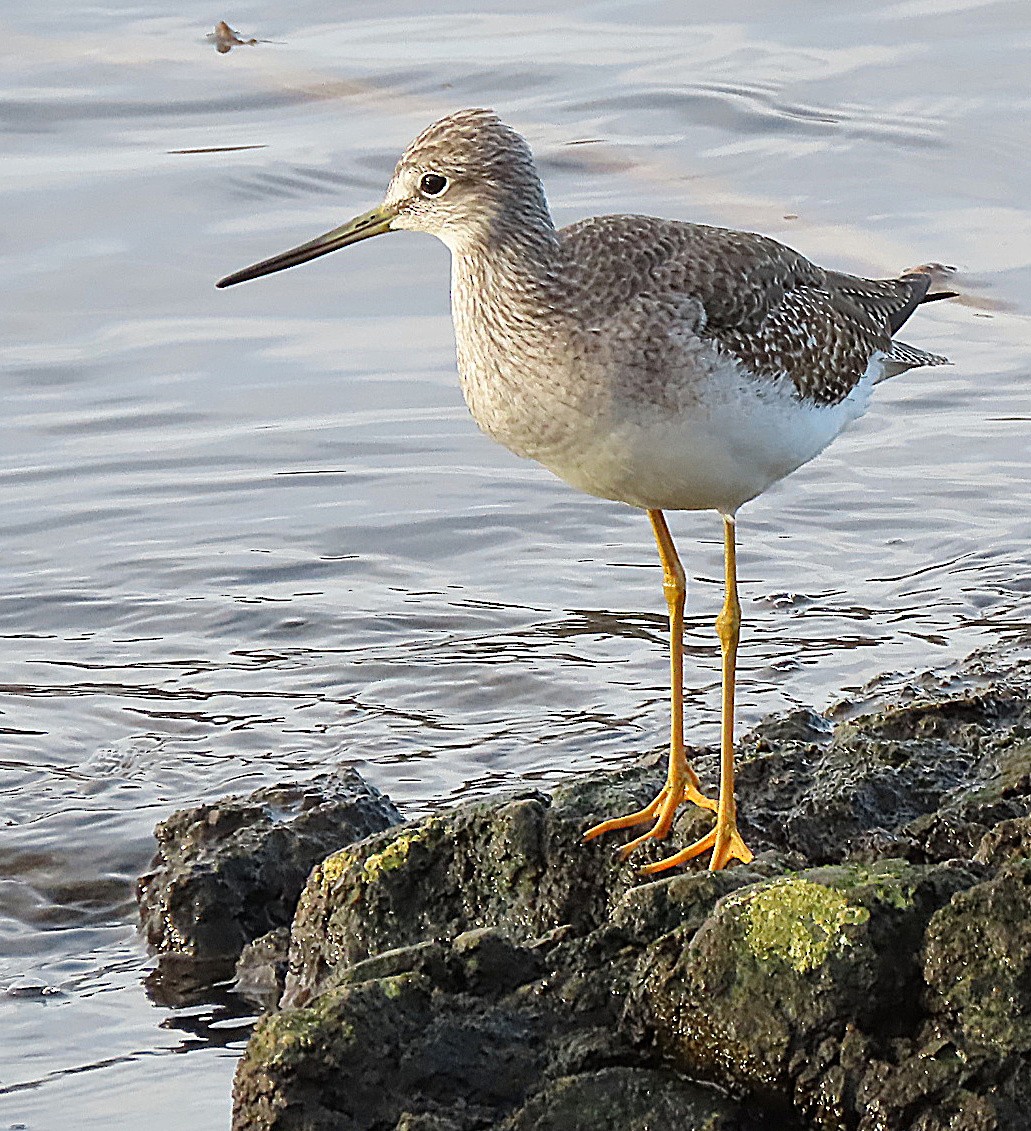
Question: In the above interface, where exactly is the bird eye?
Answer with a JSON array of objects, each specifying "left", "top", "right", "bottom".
[{"left": 419, "top": 172, "right": 448, "bottom": 197}]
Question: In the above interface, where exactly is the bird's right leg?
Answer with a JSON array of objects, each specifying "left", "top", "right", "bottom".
[{"left": 583, "top": 509, "right": 716, "bottom": 859}]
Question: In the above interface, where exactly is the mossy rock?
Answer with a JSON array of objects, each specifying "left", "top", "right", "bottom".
[
  {"left": 227, "top": 666, "right": 1031, "bottom": 1131},
  {"left": 497, "top": 1065, "right": 745, "bottom": 1130},
  {"left": 925, "top": 855, "right": 1031, "bottom": 1053},
  {"left": 626, "top": 860, "right": 977, "bottom": 1108},
  {"left": 235, "top": 971, "right": 541, "bottom": 1131},
  {"left": 283, "top": 770, "right": 690, "bottom": 1006}
]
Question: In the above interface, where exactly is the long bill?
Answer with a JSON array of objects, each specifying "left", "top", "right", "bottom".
[{"left": 215, "top": 205, "right": 397, "bottom": 288}]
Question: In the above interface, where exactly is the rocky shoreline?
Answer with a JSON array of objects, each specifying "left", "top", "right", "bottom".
[{"left": 137, "top": 646, "right": 1031, "bottom": 1130}]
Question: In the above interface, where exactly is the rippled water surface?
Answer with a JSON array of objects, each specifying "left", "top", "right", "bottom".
[{"left": 2, "top": 1, "right": 1029, "bottom": 1126}]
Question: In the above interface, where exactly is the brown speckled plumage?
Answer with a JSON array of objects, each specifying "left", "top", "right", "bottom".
[{"left": 558, "top": 216, "right": 948, "bottom": 407}]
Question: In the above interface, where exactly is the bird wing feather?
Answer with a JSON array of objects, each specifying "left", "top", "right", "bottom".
[{"left": 560, "top": 217, "right": 950, "bottom": 406}]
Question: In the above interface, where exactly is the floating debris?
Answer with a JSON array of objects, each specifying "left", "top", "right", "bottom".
[{"left": 208, "top": 20, "right": 260, "bottom": 53}]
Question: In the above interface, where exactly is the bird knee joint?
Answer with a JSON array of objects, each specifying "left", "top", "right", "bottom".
[
  {"left": 715, "top": 602, "right": 741, "bottom": 641},
  {"left": 663, "top": 572, "right": 686, "bottom": 606}
]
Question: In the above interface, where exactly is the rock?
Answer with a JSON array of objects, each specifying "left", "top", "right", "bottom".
[
  {"left": 921, "top": 855, "right": 1031, "bottom": 1126},
  {"left": 236, "top": 927, "right": 292, "bottom": 1011},
  {"left": 137, "top": 768, "right": 400, "bottom": 970},
  {"left": 626, "top": 859, "right": 979, "bottom": 1125},
  {"left": 233, "top": 923, "right": 753, "bottom": 1131},
  {"left": 739, "top": 689, "right": 1031, "bottom": 865},
  {"left": 498, "top": 1067, "right": 747, "bottom": 1131},
  {"left": 280, "top": 778, "right": 664, "bottom": 1008},
  {"left": 212, "top": 664, "right": 1031, "bottom": 1130}
]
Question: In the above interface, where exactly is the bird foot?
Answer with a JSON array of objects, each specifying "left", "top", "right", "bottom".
[
  {"left": 638, "top": 817, "right": 753, "bottom": 874},
  {"left": 582, "top": 774, "right": 717, "bottom": 860}
]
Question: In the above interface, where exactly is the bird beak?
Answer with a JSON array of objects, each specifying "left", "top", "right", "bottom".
[{"left": 215, "top": 204, "right": 398, "bottom": 288}]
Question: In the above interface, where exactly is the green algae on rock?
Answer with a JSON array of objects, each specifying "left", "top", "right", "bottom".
[
  {"left": 724, "top": 876, "right": 870, "bottom": 974},
  {"left": 925, "top": 852, "right": 1031, "bottom": 1053},
  {"left": 362, "top": 826, "right": 433, "bottom": 884}
]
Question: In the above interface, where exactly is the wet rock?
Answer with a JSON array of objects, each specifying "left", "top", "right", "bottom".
[
  {"left": 281, "top": 779, "right": 651, "bottom": 1007},
  {"left": 236, "top": 927, "right": 292, "bottom": 1011},
  {"left": 234, "top": 923, "right": 753, "bottom": 1131},
  {"left": 921, "top": 855, "right": 1031, "bottom": 1125},
  {"left": 974, "top": 815, "right": 1031, "bottom": 866},
  {"left": 144, "top": 951, "right": 240, "bottom": 1009},
  {"left": 227, "top": 668, "right": 1031, "bottom": 1130},
  {"left": 626, "top": 859, "right": 979, "bottom": 1124},
  {"left": 450, "top": 927, "right": 543, "bottom": 996},
  {"left": 750, "top": 707, "right": 833, "bottom": 747},
  {"left": 739, "top": 688, "right": 1031, "bottom": 865},
  {"left": 137, "top": 768, "right": 400, "bottom": 966},
  {"left": 498, "top": 1066, "right": 747, "bottom": 1131}
]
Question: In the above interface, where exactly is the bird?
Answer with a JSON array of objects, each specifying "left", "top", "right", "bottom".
[{"left": 216, "top": 108, "right": 955, "bottom": 873}]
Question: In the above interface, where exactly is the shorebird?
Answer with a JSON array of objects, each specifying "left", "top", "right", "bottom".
[{"left": 217, "top": 108, "right": 954, "bottom": 872}]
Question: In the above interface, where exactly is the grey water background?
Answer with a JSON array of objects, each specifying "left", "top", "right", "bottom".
[{"left": 1, "top": 0, "right": 1028, "bottom": 1126}]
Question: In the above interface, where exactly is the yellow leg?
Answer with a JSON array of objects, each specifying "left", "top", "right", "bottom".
[
  {"left": 640, "top": 513, "right": 753, "bottom": 873},
  {"left": 583, "top": 509, "right": 716, "bottom": 859}
]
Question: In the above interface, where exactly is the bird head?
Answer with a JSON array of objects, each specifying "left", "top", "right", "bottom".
[{"left": 216, "top": 108, "right": 550, "bottom": 288}]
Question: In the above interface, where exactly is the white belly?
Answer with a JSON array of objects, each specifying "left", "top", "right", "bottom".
[{"left": 537, "top": 360, "right": 877, "bottom": 515}]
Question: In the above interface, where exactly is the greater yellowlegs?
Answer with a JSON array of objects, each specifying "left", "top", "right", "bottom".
[{"left": 217, "top": 108, "right": 954, "bottom": 872}]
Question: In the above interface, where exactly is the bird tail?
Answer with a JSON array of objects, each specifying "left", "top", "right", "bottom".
[
  {"left": 873, "top": 262, "right": 957, "bottom": 380},
  {"left": 877, "top": 338, "right": 951, "bottom": 381},
  {"left": 890, "top": 262, "right": 958, "bottom": 333}
]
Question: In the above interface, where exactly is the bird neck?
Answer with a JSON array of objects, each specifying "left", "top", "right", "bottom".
[
  {"left": 448, "top": 210, "right": 572, "bottom": 463},
  {"left": 458, "top": 206, "right": 560, "bottom": 292},
  {"left": 450, "top": 219, "right": 561, "bottom": 352}
]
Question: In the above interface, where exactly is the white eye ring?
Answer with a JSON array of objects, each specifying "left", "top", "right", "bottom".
[{"left": 419, "top": 172, "right": 449, "bottom": 197}]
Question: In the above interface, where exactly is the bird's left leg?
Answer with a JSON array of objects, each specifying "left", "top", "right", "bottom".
[
  {"left": 640, "top": 513, "right": 753, "bottom": 873},
  {"left": 583, "top": 509, "right": 716, "bottom": 859}
]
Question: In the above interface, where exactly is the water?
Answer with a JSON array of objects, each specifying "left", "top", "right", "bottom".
[{"left": 1, "top": 1, "right": 1028, "bottom": 1126}]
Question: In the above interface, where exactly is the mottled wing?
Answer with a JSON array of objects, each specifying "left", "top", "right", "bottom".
[
  {"left": 561, "top": 217, "right": 948, "bottom": 406},
  {"left": 823, "top": 268, "right": 952, "bottom": 380}
]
